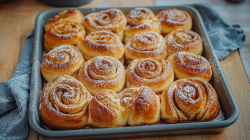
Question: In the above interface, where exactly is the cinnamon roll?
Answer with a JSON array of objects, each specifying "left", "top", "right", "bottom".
[
  {"left": 165, "top": 29, "right": 202, "bottom": 57},
  {"left": 44, "top": 21, "right": 85, "bottom": 52},
  {"left": 39, "top": 75, "right": 91, "bottom": 130},
  {"left": 41, "top": 45, "right": 84, "bottom": 81},
  {"left": 83, "top": 9, "right": 127, "bottom": 41},
  {"left": 167, "top": 52, "right": 212, "bottom": 82},
  {"left": 124, "top": 8, "right": 160, "bottom": 43},
  {"left": 77, "top": 30, "right": 124, "bottom": 63},
  {"left": 45, "top": 9, "right": 84, "bottom": 32},
  {"left": 124, "top": 32, "right": 167, "bottom": 65},
  {"left": 78, "top": 56, "right": 126, "bottom": 95},
  {"left": 161, "top": 78, "right": 220, "bottom": 123},
  {"left": 87, "top": 89, "right": 127, "bottom": 128},
  {"left": 118, "top": 86, "right": 160, "bottom": 126},
  {"left": 126, "top": 58, "right": 174, "bottom": 94},
  {"left": 156, "top": 9, "right": 192, "bottom": 35}
]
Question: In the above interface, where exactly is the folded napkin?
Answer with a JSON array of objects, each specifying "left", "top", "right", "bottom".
[
  {"left": 0, "top": 3, "right": 246, "bottom": 140},
  {"left": 190, "top": 4, "right": 245, "bottom": 60},
  {"left": 0, "top": 31, "right": 33, "bottom": 140}
]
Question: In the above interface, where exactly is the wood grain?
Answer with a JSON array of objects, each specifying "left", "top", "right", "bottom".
[{"left": 0, "top": 0, "right": 249, "bottom": 140}]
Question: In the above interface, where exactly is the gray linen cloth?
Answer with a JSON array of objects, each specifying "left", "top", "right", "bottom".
[
  {"left": 0, "top": 31, "right": 33, "bottom": 140},
  {"left": 0, "top": 3, "right": 246, "bottom": 140},
  {"left": 191, "top": 4, "right": 245, "bottom": 60}
]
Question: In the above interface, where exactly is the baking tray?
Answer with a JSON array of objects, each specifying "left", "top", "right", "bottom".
[{"left": 29, "top": 5, "right": 239, "bottom": 139}]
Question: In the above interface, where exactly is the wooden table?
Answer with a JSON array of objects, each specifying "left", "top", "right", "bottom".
[{"left": 0, "top": 0, "right": 249, "bottom": 139}]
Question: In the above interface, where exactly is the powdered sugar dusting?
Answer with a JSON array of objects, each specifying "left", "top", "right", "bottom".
[
  {"left": 94, "top": 90, "right": 121, "bottom": 117},
  {"left": 40, "top": 75, "right": 91, "bottom": 117},
  {"left": 167, "top": 29, "right": 200, "bottom": 52},
  {"left": 126, "top": 8, "right": 156, "bottom": 26},
  {"left": 125, "top": 22, "right": 157, "bottom": 31},
  {"left": 84, "top": 9, "right": 126, "bottom": 32},
  {"left": 174, "top": 52, "right": 211, "bottom": 74},
  {"left": 80, "top": 56, "right": 124, "bottom": 89},
  {"left": 84, "top": 30, "right": 123, "bottom": 55},
  {"left": 129, "top": 8, "right": 150, "bottom": 19},
  {"left": 175, "top": 82, "right": 200, "bottom": 104},
  {"left": 200, "top": 36, "right": 222, "bottom": 86},
  {"left": 42, "top": 45, "right": 82, "bottom": 71},
  {"left": 126, "top": 8, "right": 158, "bottom": 32},
  {"left": 127, "top": 58, "right": 172, "bottom": 87},
  {"left": 119, "top": 86, "right": 158, "bottom": 119},
  {"left": 159, "top": 9, "right": 188, "bottom": 25},
  {"left": 164, "top": 79, "right": 220, "bottom": 122},
  {"left": 126, "top": 32, "right": 167, "bottom": 58},
  {"left": 49, "top": 21, "right": 84, "bottom": 39}
]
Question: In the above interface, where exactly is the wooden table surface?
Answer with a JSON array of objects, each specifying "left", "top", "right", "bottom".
[{"left": 0, "top": 0, "right": 250, "bottom": 140}]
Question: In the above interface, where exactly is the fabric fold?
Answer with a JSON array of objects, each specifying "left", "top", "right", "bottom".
[
  {"left": 191, "top": 4, "right": 245, "bottom": 60},
  {"left": 0, "top": 30, "right": 33, "bottom": 140}
]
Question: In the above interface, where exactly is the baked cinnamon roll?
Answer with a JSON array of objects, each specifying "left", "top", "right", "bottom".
[
  {"left": 83, "top": 9, "right": 127, "bottom": 41},
  {"left": 124, "top": 8, "right": 160, "bottom": 43},
  {"left": 167, "top": 52, "right": 212, "bottom": 82},
  {"left": 78, "top": 56, "right": 126, "bottom": 95},
  {"left": 126, "top": 58, "right": 174, "bottom": 94},
  {"left": 118, "top": 86, "right": 160, "bottom": 126},
  {"left": 41, "top": 45, "right": 84, "bottom": 81},
  {"left": 161, "top": 78, "right": 220, "bottom": 123},
  {"left": 45, "top": 9, "right": 84, "bottom": 32},
  {"left": 124, "top": 32, "right": 167, "bottom": 65},
  {"left": 77, "top": 30, "right": 124, "bottom": 63},
  {"left": 39, "top": 75, "right": 91, "bottom": 130},
  {"left": 156, "top": 9, "right": 192, "bottom": 35},
  {"left": 165, "top": 29, "right": 202, "bottom": 57},
  {"left": 44, "top": 21, "right": 85, "bottom": 52},
  {"left": 87, "top": 89, "right": 127, "bottom": 128}
]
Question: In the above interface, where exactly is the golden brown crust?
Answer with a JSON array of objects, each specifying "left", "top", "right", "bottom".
[
  {"left": 156, "top": 9, "right": 192, "bottom": 35},
  {"left": 44, "top": 21, "right": 85, "bottom": 52},
  {"left": 167, "top": 52, "right": 212, "bottom": 82},
  {"left": 124, "top": 32, "right": 167, "bottom": 65},
  {"left": 126, "top": 58, "right": 174, "bottom": 94},
  {"left": 165, "top": 29, "right": 203, "bottom": 57},
  {"left": 77, "top": 31, "right": 124, "bottom": 62},
  {"left": 124, "top": 8, "right": 160, "bottom": 43},
  {"left": 78, "top": 56, "right": 126, "bottom": 95},
  {"left": 41, "top": 45, "right": 85, "bottom": 81},
  {"left": 83, "top": 9, "right": 127, "bottom": 41},
  {"left": 118, "top": 86, "right": 160, "bottom": 126},
  {"left": 87, "top": 89, "right": 127, "bottom": 128},
  {"left": 39, "top": 75, "right": 91, "bottom": 130},
  {"left": 45, "top": 9, "right": 84, "bottom": 32},
  {"left": 161, "top": 78, "right": 220, "bottom": 124}
]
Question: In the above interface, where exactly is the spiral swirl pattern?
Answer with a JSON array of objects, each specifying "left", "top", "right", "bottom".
[
  {"left": 124, "top": 32, "right": 167, "bottom": 65},
  {"left": 167, "top": 52, "right": 212, "bottom": 82},
  {"left": 78, "top": 31, "right": 124, "bottom": 63},
  {"left": 156, "top": 9, "right": 192, "bottom": 34},
  {"left": 39, "top": 75, "right": 91, "bottom": 130},
  {"left": 78, "top": 56, "right": 126, "bottom": 95},
  {"left": 45, "top": 9, "right": 84, "bottom": 32},
  {"left": 41, "top": 45, "right": 84, "bottom": 81},
  {"left": 83, "top": 9, "right": 127, "bottom": 41},
  {"left": 124, "top": 8, "right": 160, "bottom": 43},
  {"left": 126, "top": 58, "right": 174, "bottom": 94},
  {"left": 118, "top": 86, "right": 160, "bottom": 126},
  {"left": 161, "top": 78, "right": 220, "bottom": 123},
  {"left": 87, "top": 89, "right": 127, "bottom": 128},
  {"left": 44, "top": 21, "right": 85, "bottom": 52},
  {"left": 165, "top": 29, "right": 203, "bottom": 57}
]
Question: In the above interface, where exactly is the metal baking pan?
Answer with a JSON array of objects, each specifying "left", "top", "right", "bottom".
[{"left": 29, "top": 5, "right": 239, "bottom": 139}]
